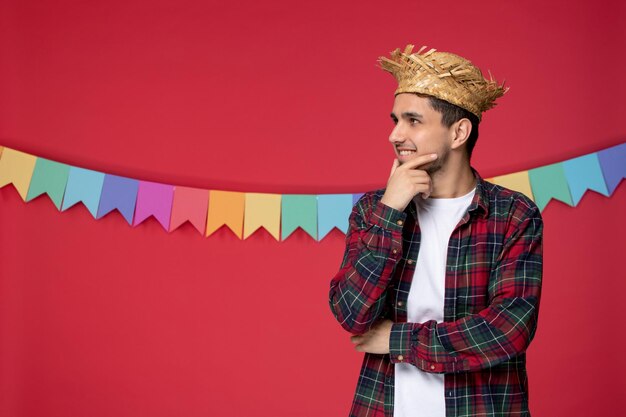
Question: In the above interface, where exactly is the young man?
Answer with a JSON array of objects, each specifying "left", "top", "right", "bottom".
[{"left": 328, "top": 45, "right": 544, "bottom": 417}]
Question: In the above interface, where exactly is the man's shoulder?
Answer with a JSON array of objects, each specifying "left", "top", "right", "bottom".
[{"left": 481, "top": 178, "right": 542, "bottom": 220}]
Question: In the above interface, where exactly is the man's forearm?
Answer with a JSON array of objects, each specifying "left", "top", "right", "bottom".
[{"left": 329, "top": 194, "right": 406, "bottom": 334}]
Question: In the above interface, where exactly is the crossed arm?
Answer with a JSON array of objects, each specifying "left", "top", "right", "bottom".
[{"left": 329, "top": 192, "right": 543, "bottom": 374}]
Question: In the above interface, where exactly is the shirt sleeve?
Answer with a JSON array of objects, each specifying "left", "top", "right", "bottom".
[
  {"left": 328, "top": 192, "right": 406, "bottom": 335},
  {"left": 388, "top": 200, "right": 544, "bottom": 373}
]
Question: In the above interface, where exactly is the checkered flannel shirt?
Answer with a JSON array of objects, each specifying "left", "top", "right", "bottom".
[{"left": 329, "top": 169, "right": 543, "bottom": 417}]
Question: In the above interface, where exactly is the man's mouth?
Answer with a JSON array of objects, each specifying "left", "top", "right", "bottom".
[{"left": 398, "top": 149, "right": 417, "bottom": 156}]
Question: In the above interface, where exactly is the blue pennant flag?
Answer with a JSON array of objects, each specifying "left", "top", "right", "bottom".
[
  {"left": 62, "top": 167, "right": 106, "bottom": 217},
  {"left": 597, "top": 143, "right": 626, "bottom": 195},
  {"left": 352, "top": 193, "right": 364, "bottom": 206},
  {"left": 317, "top": 194, "right": 353, "bottom": 241},
  {"left": 96, "top": 174, "right": 139, "bottom": 225},
  {"left": 562, "top": 153, "right": 609, "bottom": 205}
]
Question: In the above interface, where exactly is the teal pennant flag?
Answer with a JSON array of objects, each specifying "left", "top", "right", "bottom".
[
  {"left": 25, "top": 158, "right": 70, "bottom": 209},
  {"left": 562, "top": 153, "right": 609, "bottom": 205},
  {"left": 61, "top": 167, "right": 106, "bottom": 217},
  {"left": 281, "top": 194, "right": 318, "bottom": 240},
  {"left": 317, "top": 194, "right": 353, "bottom": 241},
  {"left": 528, "top": 162, "right": 574, "bottom": 211}
]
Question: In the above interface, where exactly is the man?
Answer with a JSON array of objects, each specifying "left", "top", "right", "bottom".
[{"left": 328, "top": 44, "right": 543, "bottom": 417}]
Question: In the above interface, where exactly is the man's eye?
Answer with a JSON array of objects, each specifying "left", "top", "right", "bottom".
[{"left": 410, "top": 118, "right": 420, "bottom": 125}]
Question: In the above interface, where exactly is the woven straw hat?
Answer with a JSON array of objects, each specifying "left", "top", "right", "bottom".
[{"left": 378, "top": 44, "right": 508, "bottom": 121}]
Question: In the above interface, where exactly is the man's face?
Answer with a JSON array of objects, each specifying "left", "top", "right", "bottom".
[{"left": 389, "top": 93, "right": 453, "bottom": 175}]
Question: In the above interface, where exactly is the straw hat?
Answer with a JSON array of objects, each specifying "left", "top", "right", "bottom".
[{"left": 378, "top": 44, "right": 508, "bottom": 121}]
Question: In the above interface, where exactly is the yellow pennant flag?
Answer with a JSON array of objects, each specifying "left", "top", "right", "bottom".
[
  {"left": 206, "top": 190, "right": 245, "bottom": 238},
  {"left": 488, "top": 171, "right": 534, "bottom": 201},
  {"left": 243, "top": 193, "right": 281, "bottom": 240},
  {"left": 0, "top": 147, "right": 38, "bottom": 201}
]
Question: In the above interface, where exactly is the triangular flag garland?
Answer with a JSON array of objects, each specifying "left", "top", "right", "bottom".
[
  {"left": 133, "top": 181, "right": 174, "bottom": 230},
  {"left": 0, "top": 143, "right": 624, "bottom": 242},
  {"left": 96, "top": 175, "right": 138, "bottom": 225},
  {"left": 205, "top": 190, "right": 244, "bottom": 238},
  {"left": 62, "top": 167, "right": 106, "bottom": 218},
  {"left": 170, "top": 186, "right": 209, "bottom": 234},
  {"left": 0, "top": 148, "right": 37, "bottom": 201}
]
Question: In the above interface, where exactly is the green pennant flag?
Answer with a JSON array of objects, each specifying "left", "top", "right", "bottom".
[
  {"left": 528, "top": 162, "right": 573, "bottom": 211},
  {"left": 26, "top": 158, "right": 71, "bottom": 209},
  {"left": 281, "top": 194, "right": 318, "bottom": 240}
]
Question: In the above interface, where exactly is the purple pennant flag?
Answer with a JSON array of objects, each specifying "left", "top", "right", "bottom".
[
  {"left": 133, "top": 181, "right": 174, "bottom": 230},
  {"left": 597, "top": 143, "right": 626, "bottom": 195},
  {"left": 97, "top": 175, "right": 139, "bottom": 225}
]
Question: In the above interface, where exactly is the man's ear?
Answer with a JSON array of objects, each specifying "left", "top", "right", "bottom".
[{"left": 450, "top": 118, "right": 472, "bottom": 151}]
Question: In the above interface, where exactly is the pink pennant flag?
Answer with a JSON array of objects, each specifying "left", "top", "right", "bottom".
[
  {"left": 133, "top": 181, "right": 174, "bottom": 230},
  {"left": 169, "top": 186, "right": 209, "bottom": 234}
]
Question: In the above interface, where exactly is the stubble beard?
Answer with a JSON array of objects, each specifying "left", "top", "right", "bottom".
[{"left": 424, "top": 147, "right": 450, "bottom": 177}]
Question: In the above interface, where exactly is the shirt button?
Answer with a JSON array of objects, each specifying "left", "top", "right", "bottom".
[
  {"left": 407, "top": 259, "right": 413, "bottom": 264},
  {"left": 430, "top": 365, "right": 436, "bottom": 370},
  {"left": 397, "top": 301, "right": 403, "bottom": 307},
  {"left": 397, "top": 355, "right": 404, "bottom": 361},
  {"left": 396, "top": 220, "right": 403, "bottom": 226},
  {"left": 392, "top": 249, "right": 397, "bottom": 254}
]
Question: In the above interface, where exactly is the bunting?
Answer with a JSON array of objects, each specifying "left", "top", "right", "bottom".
[
  {"left": 97, "top": 175, "right": 139, "bottom": 225},
  {"left": 0, "top": 148, "right": 37, "bottom": 201},
  {"left": 62, "top": 167, "right": 106, "bottom": 217},
  {"left": 133, "top": 181, "right": 174, "bottom": 230},
  {"left": 0, "top": 142, "right": 624, "bottom": 241},
  {"left": 170, "top": 186, "right": 209, "bottom": 234},
  {"left": 26, "top": 158, "right": 70, "bottom": 209},
  {"left": 281, "top": 195, "right": 318, "bottom": 241},
  {"left": 205, "top": 190, "right": 245, "bottom": 238},
  {"left": 244, "top": 193, "right": 281, "bottom": 240}
]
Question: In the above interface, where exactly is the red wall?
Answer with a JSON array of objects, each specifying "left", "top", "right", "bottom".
[{"left": 1, "top": 1, "right": 625, "bottom": 416}]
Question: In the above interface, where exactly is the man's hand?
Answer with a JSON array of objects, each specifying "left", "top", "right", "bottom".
[
  {"left": 380, "top": 154, "right": 437, "bottom": 212},
  {"left": 350, "top": 319, "right": 393, "bottom": 354}
]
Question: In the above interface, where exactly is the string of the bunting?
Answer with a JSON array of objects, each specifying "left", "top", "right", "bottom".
[{"left": 0, "top": 143, "right": 624, "bottom": 241}]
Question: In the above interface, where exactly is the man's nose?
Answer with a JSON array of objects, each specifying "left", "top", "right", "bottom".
[{"left": 389, "top": 124, "right": 406, "bottom": 144}]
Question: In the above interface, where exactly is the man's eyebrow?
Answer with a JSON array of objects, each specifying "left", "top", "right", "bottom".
[{"left": 390, "top": 112, "right": 424, "bottom": 119}]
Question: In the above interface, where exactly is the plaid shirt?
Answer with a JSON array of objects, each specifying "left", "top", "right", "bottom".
[{"left": 328, "top": 169, "right": 543, "bottom": 417}]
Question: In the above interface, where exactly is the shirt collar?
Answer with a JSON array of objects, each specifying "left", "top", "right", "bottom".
[
  {"left": 468, "top": 167, "right": 489, "bottom": 219},
  {"left": 406, "top": 166, "right": 489, "bottom": 219}
]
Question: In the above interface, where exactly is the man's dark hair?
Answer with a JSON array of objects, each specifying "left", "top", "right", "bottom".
[{"left": 415, "top": 93, "right": 480, "bottom": 159}]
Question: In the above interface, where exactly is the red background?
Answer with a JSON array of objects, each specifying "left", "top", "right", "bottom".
[{"left": 1, "top": 1, "right": 625, "bottom": 416}]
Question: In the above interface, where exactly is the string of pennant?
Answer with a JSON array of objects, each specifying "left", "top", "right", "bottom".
[{"left": 0, "top": 143, "right": 624, "bottom": 241}]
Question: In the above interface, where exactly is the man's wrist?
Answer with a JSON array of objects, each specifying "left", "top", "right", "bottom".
[
  {"left": 380, "top": 196, "right": 406, "bottom": 212},
  {"left": 369, "top": 199, "right": 407, "bottom": 232},
  {"left": 388, "top": 322, "right": 416, "bottom": 364}
]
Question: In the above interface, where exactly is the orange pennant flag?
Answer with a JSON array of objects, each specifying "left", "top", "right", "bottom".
[{"left": 206, "top": 190, "right": 245, "bottom": 238}]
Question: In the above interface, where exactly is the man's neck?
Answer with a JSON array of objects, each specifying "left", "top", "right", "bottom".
[{"left": 429, "top": 159, "right": 476, "bottom": 199}]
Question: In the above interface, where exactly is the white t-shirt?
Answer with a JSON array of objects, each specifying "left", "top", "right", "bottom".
[{"left": 394, "top": 187, "right": 476, "bottom": 417}]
